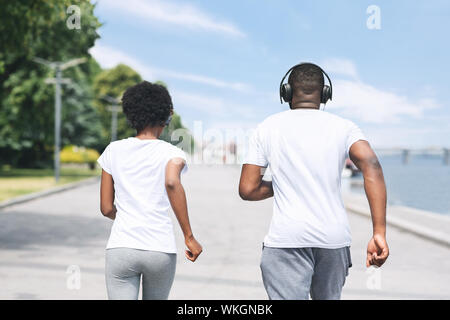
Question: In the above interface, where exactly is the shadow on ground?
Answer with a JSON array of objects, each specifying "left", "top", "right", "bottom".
[{"left": 0, "top": 210, "right": 110, "bottom": 250}]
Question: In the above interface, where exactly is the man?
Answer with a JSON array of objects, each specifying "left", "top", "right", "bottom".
[{"left": 239, "top": 63, "right": 389, "bottom": 300}]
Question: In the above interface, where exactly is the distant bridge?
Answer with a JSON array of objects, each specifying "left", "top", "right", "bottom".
[{"left": 374, "top": 148, "right": 450, "bottom": 165}]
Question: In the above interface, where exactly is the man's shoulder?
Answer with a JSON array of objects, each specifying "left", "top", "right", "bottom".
[
  {"left": 255, "top": 110, "right": 359, "bottom": 133},
  {"left": 258, "top": 110, "right": 291, "bottom": 127},
  {"left": 321, "top": 111, "right": 357, "bottom": 128},
  {"left": 259, "top": 110, "right": 353, "bottom": 124}
]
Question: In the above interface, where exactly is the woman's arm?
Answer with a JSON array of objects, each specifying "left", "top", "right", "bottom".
[
  {"left": 100, "top": 169, "right": 116, "bottom": 220},
  {"left": 165, "top": 158, "right": 202, "bottom": 262}
]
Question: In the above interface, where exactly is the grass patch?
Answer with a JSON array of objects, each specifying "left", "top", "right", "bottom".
[{"left": 0, "top": 166, "right": 101, "bottom": 202}]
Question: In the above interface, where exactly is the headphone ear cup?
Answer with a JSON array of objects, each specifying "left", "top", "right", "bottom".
[
  {"left": 321, "top": 85, "right": 331, "bottom": 104},
  {"left": 281, "top": 83, "right": 292, "bottom": 103}
]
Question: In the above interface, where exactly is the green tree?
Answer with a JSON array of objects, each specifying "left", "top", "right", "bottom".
[
  {"left": 93, "top": 64, "right": 142, "bottom": 147},
  {"left": 61, "top": 58, "right": 103, "bottom": 149},
  {"left": 0, "top": 0, "right": 101, "bottom": 167},
  {"left": 93, "top": 75, "right": 194, "bottom": 152},
  {"left": 156, "top": 81, "right": 195, "bottom": 153}
]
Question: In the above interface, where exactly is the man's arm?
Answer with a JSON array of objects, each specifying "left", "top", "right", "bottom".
[
  {"left": 100, "top": 169, "right": 116, "bottom": 220},
  {"left": 349, "top": 140, "right": 389, "bottom": 267},
  {"left": 166, "top": 158, "right": 202, "bottom": 262},
  {"left": 239, "top": 164, "right": 274, "bottom": 201}
]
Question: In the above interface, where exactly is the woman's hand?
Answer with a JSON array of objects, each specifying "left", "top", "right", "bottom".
[
  {"left": 185, "top": 235, "right": 203, "bottom": 262},
  {"left": 100, "top": 169, "right": 116, "bottom": 220},
  {"left": 166, "top": 158, "right": 202, "bottom": 262}
]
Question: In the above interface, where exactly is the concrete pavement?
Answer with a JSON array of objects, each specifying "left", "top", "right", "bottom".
[{"left": 0, "top": 165, "right": 449, "bottom": 299}]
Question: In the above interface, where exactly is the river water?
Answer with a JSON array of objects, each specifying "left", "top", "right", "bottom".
[{"left": 347, "top": 154, "right": 450, "bottom": 215}]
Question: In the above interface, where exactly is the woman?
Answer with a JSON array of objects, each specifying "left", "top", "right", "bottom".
[{"left": 97, "top": 81, "right": 202, "bottom": 300}]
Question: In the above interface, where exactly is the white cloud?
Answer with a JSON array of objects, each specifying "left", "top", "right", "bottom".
[
  {"left": 89, "top": 44, "right": 152, "bottom": 72},
  {"left": 172, "top": 91, "right": 258, "bottom": 119},
  {"left": 172, "top": 91, "right": 226, "bottom": 115},
  {"left": 89, "top": 44, "right": 250, "bottom": 92},
  {"left": 330, "top": 79, "right": 439, "bottom": 123},
  {"left": 318, "top": 58, "right": 444, "bottom": 146},
  {"left": 161, "top": 70, "right": 250, "bottom": 92},
  {"left": 321, "top": 58, "right": 359, "bottom": 79},
  {"left": 319, "top": 58, "right": 440, "bottom": 123},
  {"left": 89, "top": 46, "right": 443, "bottom": 143},
  {"left": 89, "top": 44, "right": 260, "bottom": 123},
  {"left": 100, "top": 0, "right": 245, "bottom": 37}
]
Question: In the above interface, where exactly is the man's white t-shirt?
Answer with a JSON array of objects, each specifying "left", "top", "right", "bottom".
[
  {"left": 244, "top": 109, "right": 366, "bottom": 249},
  {"left": 97, "top": 137, "right": 187, "bottom": 253}
]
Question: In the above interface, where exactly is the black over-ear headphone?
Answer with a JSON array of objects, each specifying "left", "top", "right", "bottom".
[{"left": 279, "top": 62, "right": 333, "bottom": 105}]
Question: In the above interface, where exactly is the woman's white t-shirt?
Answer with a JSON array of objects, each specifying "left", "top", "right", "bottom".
[{"left": 97, "top": 137, "right": 187, "bottom": 253}]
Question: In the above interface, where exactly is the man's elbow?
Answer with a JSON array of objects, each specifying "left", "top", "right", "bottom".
[
  {"left": 100, "top": 204, "right": 114, "bottom": 217},
  {"left": 239, "top": 185, "right": 253, "bottom": 201},
  {"left": 362, "top": 164, "right": 384, "bottom": 182}
]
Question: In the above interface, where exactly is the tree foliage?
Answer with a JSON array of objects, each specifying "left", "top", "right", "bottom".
[
  {"left": 94, "top": 72, "right": 194, "bottom": 152},
  {"left": 153, "top": 82, "right": 195, "bottom": 152},
  {"left": 93, "top": 64, "right": 142, "bottom": 147},
  {"left": 0, "top": 0, "right": 193, "bottom": 167},
  {"left": 0, "top": 0, "right": 101, "bottom": 167}
]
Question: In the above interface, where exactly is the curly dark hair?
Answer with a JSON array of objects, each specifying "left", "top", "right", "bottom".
[
  {"left": 122, "top": 81, "right": 173, "bottom": 132},
  {"left": 288, "top": 63, "right": 324, "bottom": 95}
]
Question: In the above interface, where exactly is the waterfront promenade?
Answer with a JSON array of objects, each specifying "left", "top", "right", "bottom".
[{"left": 0, "top": 165, "right": 449, "bottom": 299}]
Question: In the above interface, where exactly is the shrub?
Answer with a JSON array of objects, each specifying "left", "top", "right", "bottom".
[{"left": 60, "top": 145, "right": 100, "bottom": 170}]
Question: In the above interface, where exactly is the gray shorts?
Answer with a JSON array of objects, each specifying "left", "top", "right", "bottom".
[
  {"left": 105, "top": 248, "right": 176, "bottom": 300},
  {"left": 260, "top": 245, "right": 352, "bottom": 300}
]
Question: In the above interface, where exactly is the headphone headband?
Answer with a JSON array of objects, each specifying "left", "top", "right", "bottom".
[{"left": 279, "top": 62, "right": 333, "bottom": 105}]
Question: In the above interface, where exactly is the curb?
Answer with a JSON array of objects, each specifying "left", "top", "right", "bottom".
[
  {"left": 0, "top": 176, "right": 100, "bottom": 210},
  {"left": 346, "top": 201, "right": 450, "bottom": 248}
]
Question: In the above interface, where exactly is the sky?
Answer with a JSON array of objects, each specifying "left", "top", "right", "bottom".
[{"left": 90, "top": 0, "right": 450, "bottom": 148}]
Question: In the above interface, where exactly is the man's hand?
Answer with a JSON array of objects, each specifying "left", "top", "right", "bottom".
[
  {"left": 185, "top": 235, "right": 203, "bottom": 262},
  {"left": 366, "top": 234, "right": 389, "bottom": 267}
]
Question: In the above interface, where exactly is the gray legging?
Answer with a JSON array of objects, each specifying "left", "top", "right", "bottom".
[{"left": 105, "top": 248, "right": 176, "bottom": 300}]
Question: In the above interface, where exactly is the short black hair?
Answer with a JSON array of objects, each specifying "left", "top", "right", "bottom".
[
  {"left": 288, "top": 63, "right": 324, "bottom": 95},
  {"left": 122, "top": 81, "right": 173, "bottom": 132}
]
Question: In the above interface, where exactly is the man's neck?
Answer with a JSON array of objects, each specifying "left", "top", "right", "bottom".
[{"left": 290, "top": 102, "right": 320, "bottom": 110}]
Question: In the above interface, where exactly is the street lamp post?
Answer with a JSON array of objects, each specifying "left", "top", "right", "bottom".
[
  {"left": 102, "top": 95, "right": 121, "bottom": 142},
  {"left": 33, "top": 57, "right": 86, "bottom": 182},
  {"left": 54, "top": 67, "right": 62, "bottom": 182}
]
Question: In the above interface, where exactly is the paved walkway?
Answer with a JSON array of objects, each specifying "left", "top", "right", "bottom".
[{"left": 0, "top": 165, "right": 449, "bottom": 299}]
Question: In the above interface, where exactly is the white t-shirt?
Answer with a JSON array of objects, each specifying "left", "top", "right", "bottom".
[
  {"left": 97, "top": 137, "right": 187, "bottom": 253},
  {"left": 244, "top": 109, "right": 366, "bottom": 249}
]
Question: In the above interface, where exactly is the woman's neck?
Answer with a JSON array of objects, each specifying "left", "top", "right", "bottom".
[{"left": 135, "top": 126, "right": 164, "bottom": 140}]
